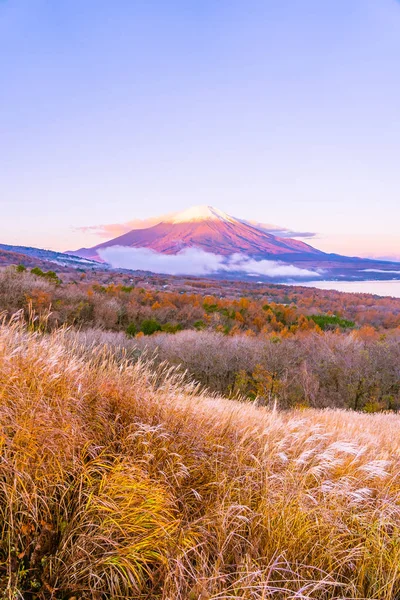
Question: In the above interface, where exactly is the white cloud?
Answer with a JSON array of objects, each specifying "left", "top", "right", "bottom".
[
  {"left": 98, "top": 246, "right": 321, "bottom": 279},
  {"left": 226, "top": 253, "right": 321, "bottom": 278},
  {"left": 240, "top": 219, "right": 317, "bottom": 239},
  {"left": 363, "top": 269, "right": 400, "bottom": 274}
]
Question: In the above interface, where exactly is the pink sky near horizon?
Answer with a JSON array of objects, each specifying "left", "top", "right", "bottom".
[
  {"left": 312, "top": 233, "right": 400, "bottom": 262},
  {"left": 1, "top": 208, "right": 399, "bottom": 262}
]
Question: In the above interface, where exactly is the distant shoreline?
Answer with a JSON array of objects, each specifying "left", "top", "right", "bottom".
[{"left": 288, "top": 280, "right": 400, "bottom": 298}]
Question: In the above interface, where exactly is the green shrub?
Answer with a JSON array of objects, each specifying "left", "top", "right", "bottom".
[
  {"left": 45, "top": 270, "right": 62, "bottom": 285},
  {"left": 31, "top": 267, "right": 45, "bottom": 277},
  {"left": 308, "top": 314, "right": 355, "bottom": 330},
  {"left": 126, "top": 323, "right": 137, "bottom": 337},
  {"left": 203, "top": 302, "right": 219, "bottom": 313},
  {"left": 31, "top": 267, "right": 62, "bottom": 285},
  {"left": 141, "top": 319, "right": 162, "bottom": 336}
]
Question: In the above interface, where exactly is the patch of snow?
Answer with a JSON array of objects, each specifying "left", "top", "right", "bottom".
[{"left": 167, "top": 205, "right": 235, "bottom": 224}]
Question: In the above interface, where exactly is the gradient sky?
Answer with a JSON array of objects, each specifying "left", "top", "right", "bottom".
[{"left": 1, "top": 0, "right": 400, "bottom": 257}]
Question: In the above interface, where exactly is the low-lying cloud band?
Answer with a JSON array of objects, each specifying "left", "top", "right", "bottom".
[{"left": 99, "top": 246, "right": 321, "bottom": 279}]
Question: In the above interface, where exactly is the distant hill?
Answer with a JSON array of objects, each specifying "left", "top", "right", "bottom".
[
  {"left": 0, "top": 248, "right": 57, "bottom": 270},
  {"left": 0, "top": 244, "right": 105, "bottom": 271}
]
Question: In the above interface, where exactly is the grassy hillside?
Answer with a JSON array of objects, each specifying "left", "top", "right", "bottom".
[{"left": 1, "top": 318, "right": 400, "bottom": 598}]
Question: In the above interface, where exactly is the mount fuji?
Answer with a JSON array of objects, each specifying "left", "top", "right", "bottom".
[
  {"left": 71, "top": 206, "right": 322, "bottom": 260},
  {"left": 69, "top": 206, "right": 400, "bottom": 281}
]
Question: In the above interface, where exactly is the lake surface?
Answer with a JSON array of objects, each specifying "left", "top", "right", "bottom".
[{"left": 296, "top": 280, "right": 400, "bottom": 298}]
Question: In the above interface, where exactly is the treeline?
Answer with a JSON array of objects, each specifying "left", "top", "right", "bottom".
[
  {"left": 74, "top": 329, "right": 400, "bottom": 412},
  {"left": 1, "top": 266, "right": 400, "bottom": 336}
]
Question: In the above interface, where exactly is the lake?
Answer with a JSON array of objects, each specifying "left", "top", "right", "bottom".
[{"left": 296, "top": 280, "right": 400, "bottom": 298}]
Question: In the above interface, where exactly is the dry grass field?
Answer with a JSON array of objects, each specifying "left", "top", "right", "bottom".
[{"left": 1, "top": 316, "right": 400, "bottom": 599}]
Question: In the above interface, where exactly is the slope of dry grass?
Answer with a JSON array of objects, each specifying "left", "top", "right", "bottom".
[{"left": 1, "top": 317, "right": 400, "bottom": 599}]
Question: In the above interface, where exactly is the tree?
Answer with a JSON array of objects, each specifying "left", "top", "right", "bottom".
[
  {"left": 141, "top": 319, "right": 162, "bottom": 336},
  {"left": 31, "top": 267, "right": 62, "bottom": 285}
]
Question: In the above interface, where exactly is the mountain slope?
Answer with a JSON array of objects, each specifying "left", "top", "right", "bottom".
[{"left": 71, "top": 205, "right": 323, "bottom": 261}]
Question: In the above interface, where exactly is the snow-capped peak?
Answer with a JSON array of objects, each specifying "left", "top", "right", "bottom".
[{"left": 168, "top": 205, "right": 234, "bottom": 224}]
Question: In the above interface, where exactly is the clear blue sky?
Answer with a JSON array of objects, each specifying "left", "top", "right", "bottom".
[{"left": 1, "top": 0, "right": 400, "bottom": 256}]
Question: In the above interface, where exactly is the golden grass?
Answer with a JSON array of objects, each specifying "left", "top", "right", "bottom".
[{"left": 1, "top": 317, "right": 400, "bottom": 599}]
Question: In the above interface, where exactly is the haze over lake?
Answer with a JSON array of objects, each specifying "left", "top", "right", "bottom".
[{"left": 298, "top": 280, "right": 400, "bottom": 298}]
